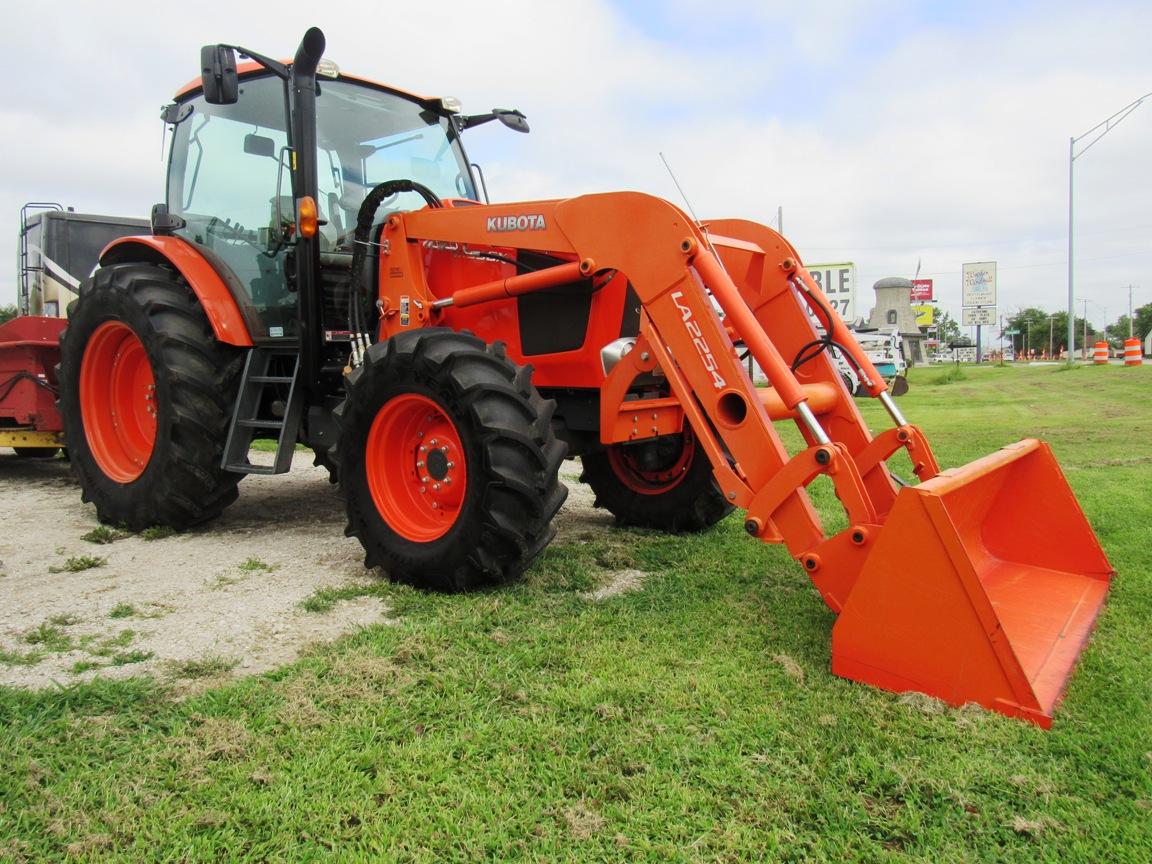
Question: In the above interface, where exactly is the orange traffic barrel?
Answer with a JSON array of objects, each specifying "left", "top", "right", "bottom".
[
  {"left": 1124, "top": 338, "right": 1143, "bottom": 366},
  {"left": 1093, "top": 341, "right": 1109, "bottom": 364}
]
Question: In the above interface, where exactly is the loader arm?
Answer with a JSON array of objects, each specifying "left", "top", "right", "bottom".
[
  {"left": 394, "top": 193, "right": 921, "bottom": 562},
  {"left": 384, "top": 191, "right": 1112, "bottom": 728}
]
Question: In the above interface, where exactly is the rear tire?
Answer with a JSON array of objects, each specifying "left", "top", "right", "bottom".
[
  {"left": 334, "top": 329, "right": 567, "bottom": 592},
  {"left": 58, "top": 262, "right": 246, "bottom": 530},
  {"left": 580, "top": 426, "right": 732, "bottom": 533}
]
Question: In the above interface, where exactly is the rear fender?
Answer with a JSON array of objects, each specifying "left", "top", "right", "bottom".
[{"left": 99, "top": 236, "right": 253, "bottom": 346}]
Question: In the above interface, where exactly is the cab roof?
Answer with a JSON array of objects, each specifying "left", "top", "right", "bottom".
[{"left": 173, "top": 59, "right": 444, "bottom": 111}]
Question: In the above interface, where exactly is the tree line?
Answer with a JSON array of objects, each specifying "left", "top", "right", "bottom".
[{"left": 1004, "top": 304, "right": 1151, "bottom": 355}]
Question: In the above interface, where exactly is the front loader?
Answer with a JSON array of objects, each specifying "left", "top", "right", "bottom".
[{"left": 57, "top": 28, "right": 1111, "bottom": 727}]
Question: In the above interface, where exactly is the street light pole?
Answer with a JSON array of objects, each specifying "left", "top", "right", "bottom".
[
  {"left": 1068, "top": 134, "right": 1075, "bottom": 362},
  {"left": 1067, "top": 90, "right": 1151, "bottom": 364}
]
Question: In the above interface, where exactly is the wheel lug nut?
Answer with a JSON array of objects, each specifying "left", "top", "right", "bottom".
[
  {"left": 447, "top": 461, "right": 455, "bottom": 469},
  {"left": 416, "top": 460, "right": 424, "bottom": 468},
  {"left": 433, "top": 483, "right": 441, "bottom": 491},
  {"left": 419, "top": 445, "right": 427, "bottom": 453},
  {"left": 440, "top": 445, "right": 449, "bottom": 452},
  {"left": 429, "top": 438, "right": 438, "bottom": 446}
]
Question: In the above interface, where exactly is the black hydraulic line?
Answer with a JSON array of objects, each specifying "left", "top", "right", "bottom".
[
  {"left": 0, "top": 371, "right": 56, "bottom": 403},
  {"left": 787, "top": 276, "right": 869, "bottom": 379},
  {"left": 348, "top": 179, "right": 443, "bottom": 338}
]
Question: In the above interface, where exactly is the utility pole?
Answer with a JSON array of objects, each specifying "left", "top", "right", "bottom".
[
  {"left": 1067, "top": 91, "right": 1152, "bottom": 364},
  {"left": 1130, "top": 285, "right": 1134, "bottom": 338}
]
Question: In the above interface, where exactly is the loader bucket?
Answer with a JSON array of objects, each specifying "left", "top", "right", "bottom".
[{"left": 831, "top": 439, "right": 1113, "bottom": 727}]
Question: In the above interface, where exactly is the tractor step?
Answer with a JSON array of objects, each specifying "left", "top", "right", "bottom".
[{"left": 221, "top": 347, "right": 302, "bottom": 475}]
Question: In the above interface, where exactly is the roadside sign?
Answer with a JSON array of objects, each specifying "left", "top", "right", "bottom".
[
  {"left": 955, "top": 346, "right": 978, "bottom": 363},
  {"left": 913, "top": 304, "right": 935, "bottom": 326},
  {"left": 911, "top": 278, "right": 934, "bottom": 301},
  {"left": 1003, "top": 328, "right": 1020, "bottom": 336},
  {"left": 806, "top": 262, "right": 856, "bottom": 320},
  {"left": 963, "top": 306, "right": 996, "bottom": 326},
  {"left": 962, "top": 262, "right": 997, "bottom": 307}
]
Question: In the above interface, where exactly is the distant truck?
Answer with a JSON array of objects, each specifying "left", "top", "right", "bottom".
[
  {"left": 853, "top": 329, "right": 906, "bottom": 378},
  {"left": 18, "top": 203, "right": 148, "bottom": 318},
  {"left": 2, "top": 204, "right": 147, "bottom": 454}
]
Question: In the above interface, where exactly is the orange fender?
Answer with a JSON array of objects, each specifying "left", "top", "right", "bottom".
[{"left": 100, "top": 236, "right": 253, "bottom": 346}]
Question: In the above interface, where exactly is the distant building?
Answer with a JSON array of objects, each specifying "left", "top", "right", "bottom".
[{"left": 866, "top": 277, "right": 926, "bottom": 366}]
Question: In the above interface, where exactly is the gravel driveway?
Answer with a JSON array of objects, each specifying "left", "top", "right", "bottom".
[{"left": 0, "top": 451, "right": 605, "bottom": 690}]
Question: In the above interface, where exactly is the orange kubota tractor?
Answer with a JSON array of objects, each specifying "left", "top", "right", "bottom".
[{"left": 56, "top": 28, "right": 1112, "bottom": 727}]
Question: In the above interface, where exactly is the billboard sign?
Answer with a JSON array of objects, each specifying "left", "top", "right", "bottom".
[
  {"left": 913, "top": 304, "right": 935, "bottom": 327},
  {"left": 806, "top": 262, "right": 856, "bottom": 321},
  {"left": 962, "top": 306, "right": 997, "bottom": 326},
  {"left": 962, "top": 262, "right": 997, "bottom": 307},
  {"left": 910, "top": 278, "right": 934, "bottom": 301}
]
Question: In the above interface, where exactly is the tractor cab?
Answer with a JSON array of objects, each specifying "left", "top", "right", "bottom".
[{"left": 164, "top": 68, "right": 479, "bottom": 344}]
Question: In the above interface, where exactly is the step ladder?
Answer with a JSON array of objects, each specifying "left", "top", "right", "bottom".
[{"left": 222, "top": 346, "right": 303, "bottom": 475}]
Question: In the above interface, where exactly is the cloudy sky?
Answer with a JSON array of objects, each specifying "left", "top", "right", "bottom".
[{"left": 2, "top": 1, "right": 1149, "bottom": 336}]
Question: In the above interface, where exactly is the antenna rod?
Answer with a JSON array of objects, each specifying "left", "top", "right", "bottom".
[{"left": 659, "top": 151, "right": 705, "bottom": 226}]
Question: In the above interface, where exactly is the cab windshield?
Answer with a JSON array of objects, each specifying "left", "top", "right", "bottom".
[
  {"left": 170, "top": 75, "right": 474, "bottom": 248},
  {"left": 316, "top": 79, "right": 478, "bottom": 235},
  {"left": 166, "top": 74, "right": 474, "bottom": 337}
]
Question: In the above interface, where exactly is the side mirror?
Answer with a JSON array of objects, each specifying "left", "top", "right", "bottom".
[
  {"left": 201, "top": 44, "right": 239, "bottom": 105},
  {"left": 243, "top": 133, "right": 277, "bottom": 159},
  {"left": 459, "top": 108, "right": 530, "bottom": 134},
  {"left": 493, "top": 109, "right": 529, "bottom": 133}
]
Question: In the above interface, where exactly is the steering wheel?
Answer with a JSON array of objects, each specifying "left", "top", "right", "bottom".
[{"left": 205, "top": 216, "right": 262, "bottom": 248}]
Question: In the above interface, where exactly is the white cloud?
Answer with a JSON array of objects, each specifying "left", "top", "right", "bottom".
[{"left": 2, "top": 0, "right": 1149, "bottom": 334}]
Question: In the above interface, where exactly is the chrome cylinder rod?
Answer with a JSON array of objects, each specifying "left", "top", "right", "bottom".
[
  {"left": 795, "top": 400, "right": 832, "bottom": 445},
  {"left": 878, "top": 391, "right": 908, "bottom": 427}
]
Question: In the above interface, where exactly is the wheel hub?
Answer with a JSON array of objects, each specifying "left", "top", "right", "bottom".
[
  {"left": 607, "top": 428, "right": 696, "bottom": 495},
  {"left": 425, "top": 448, "right": 450, "bottom": 481},
  {"left": 366, "top": 394, "right": 468, "bottom": 542},
  {"left": 80, "top": 321, "right": 157, "bottom": 483}
]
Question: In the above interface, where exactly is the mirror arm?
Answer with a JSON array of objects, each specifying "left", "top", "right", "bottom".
[
  {"left": 227, "top": 45, "right": 290, "bottom": 80},
  {"left": 460, "top": 113, "right": 497, "bottom": 130}
]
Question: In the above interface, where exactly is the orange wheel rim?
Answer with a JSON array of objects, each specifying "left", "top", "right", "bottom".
[
  {"left": 365, "top": 393, "right": 467, "bottom": 542},
  {"left": 607, "top": 427, "right": 695, "bottom": 495},
  {"left": 80, "top": 322, "right": 156, "bottom": 483}
]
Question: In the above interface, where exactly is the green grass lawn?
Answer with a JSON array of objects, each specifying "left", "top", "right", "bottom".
[{"left": 2, "top": 364, "right": 1150, "bottom": 862}]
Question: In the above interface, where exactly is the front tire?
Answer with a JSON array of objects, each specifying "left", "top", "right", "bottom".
[
  {"left": 580, "top": 426, "right": 733, "bottom": 533},
  {"left": 58, "top": 262, "right": 246, "bottom": 530},
  {"left": 335, "top": 329, "right": 567, "bottom": 592}
]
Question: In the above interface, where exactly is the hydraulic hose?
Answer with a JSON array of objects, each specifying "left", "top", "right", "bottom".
[{"left": 348, "top": 179, "right": 443, "bottom": 341}]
